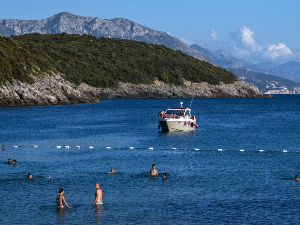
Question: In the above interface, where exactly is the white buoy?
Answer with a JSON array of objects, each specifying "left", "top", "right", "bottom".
[
  {"left": 195, "top": 148, "right": 200, "bottom": 151},
  {"left": 283, "top": 150, "right": 288, "bottom": 153},
  {"left": 89, "top": 146, "right": 94, "bottom": 149},
  {"left": 130, "top": 147, "right": 134, "bottom": 149},
  {"left": 76, "top": 146, "right": 80, "bottom": 148},
  {"left": 65, "top": 146, "right": 70, "bottom": 149},
  {"left": 14, "top": 146, "right": 18, "bottom": 148},
  {"left": 259, "top": 149, "right": 264, "bottom": 152},
  {"left": 149, "top": 147, "right": 154, "bottom": 150},
  {"left": 218, "top": 149, "right": 223, "bottom": 152},
  {"left": 57, "top": 146, "right": 61, "bottom": 149},
  {"left": 239, "top": 149, "right": 245, "bottom": 152},
  {"left": 106, "top": 147, "right": 111, "bottom": 149}
]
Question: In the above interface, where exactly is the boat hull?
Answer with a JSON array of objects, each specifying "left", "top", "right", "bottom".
[{"left": 159, "top": 119, "right": 196, "bottom": 132}]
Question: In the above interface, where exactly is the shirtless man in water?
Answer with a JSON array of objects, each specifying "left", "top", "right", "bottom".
[
  {"left": 92, "top": 182, "right": 103, "bottom": 205},
  {"left": 56, "top": 187, "right": 72, "bottom": 209},
  {"left": 150, "top": 164, "right": 158, "bottom": 176}
]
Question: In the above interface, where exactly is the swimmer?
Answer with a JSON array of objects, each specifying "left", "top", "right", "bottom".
[
  {"left": 295, "top": 175, "right": 299, "bottom": 181},
  {"left": 2, "top": 146, "right": 5, "bottom": 150},
  {"left": 150, "top": 164, "right": 158, "bottom": 176},
  {"left": 92, "top": 182, "right": 103, "bottom": 205},
  {"left": 12, "top": 160, "right": 17, "bottom": 164},
  {"left": 7, "top": 159, "right": 11, "bottom": 163},
  {"left": 28, "top": 174, "right": 32, "bottom": 179},
  {"left": 108, "top": 168, "right": 115, "bottom": 174},
  {"left": 56, "top": 187, "right": 72, "bottom": 209},
  {"left": 163, "top": 172, "right": 167, "bottom": 179}
]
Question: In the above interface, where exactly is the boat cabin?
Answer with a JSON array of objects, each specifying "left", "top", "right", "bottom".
[{"left": 165, "top": 108, "right": 191, "bottom": 118}]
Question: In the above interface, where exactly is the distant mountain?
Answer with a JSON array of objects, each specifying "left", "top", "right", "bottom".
[
  {"left": 190, "top": 44, "right": 251, "bottom": 69},
  {"left": 0, "top": 12, "right": 205, "bottom": 61},
  {"left": 229, "top": 69, "right": 300, "bottom": 94},
  {"left": 277, "top": 61, "right": 300, "bottom": 77},
  {"left": 246, "top": 62, "right": 299, "bottom": 83},
  {"left": 191, "top": 44, "right": 300, "bottom": 93}
]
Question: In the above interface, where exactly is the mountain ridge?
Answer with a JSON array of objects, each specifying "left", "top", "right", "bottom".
[
  {"left": 0, "top": 12, "right": 206, "bottom": 61},
  {"left": 190, "top": 44, "right": 300, "bottom": 93}
]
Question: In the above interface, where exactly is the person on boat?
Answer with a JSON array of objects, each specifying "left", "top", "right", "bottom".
[
  {"left": 180, "top": 109, "right": 184, "bottom": 116},
  {"left": 150, "top": 164, "right": 158, "bottom": 176},
  {"left": 169, "top": 113, "right": 176, "bottom": 118},
  {"left": 108, "top": 168, "right": 115, "bottom": 174},
  {"left": 295, "top": 175, "right": 299, "bottom": 181},
  {"left": 92, "top": 182, "right": 103, "bottom": 205},
  {"left": 163, "top": 172, "right": 167, "bottom": 179},
  {"left": 56, "top": 187, "right": 72, "bottom": 209},
  {"left": 160, "top": 110, "right": 166, "bottom": 119}
]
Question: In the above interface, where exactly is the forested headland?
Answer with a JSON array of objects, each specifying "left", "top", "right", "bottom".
[{"left": 0, "top": 33, "right": 238, "bottom": 87}]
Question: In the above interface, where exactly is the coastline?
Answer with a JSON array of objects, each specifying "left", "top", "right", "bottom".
[{"left": 0, "top": 74, "right": 272, "bottom": 107}]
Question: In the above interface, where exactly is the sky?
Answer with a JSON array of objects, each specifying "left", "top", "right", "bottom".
[{"left": 0, "top": 0, "right": 299, "bottom": 64}]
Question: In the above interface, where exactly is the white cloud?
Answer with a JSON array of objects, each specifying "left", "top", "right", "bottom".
[
  {"left": 210, "top": 29, "right": 218, "bottom": 41},
  {"left": 230, "top": 26, "right": 293, "bottom": 63},
  {"left": 181, "top": 25, "right": 296, "bottom": 64},
  {"left": 262, "top": 43, "right": 292, "bottom": 60},
  {"left": 230, "top": 26, "right": 262, "bottom": 53}
]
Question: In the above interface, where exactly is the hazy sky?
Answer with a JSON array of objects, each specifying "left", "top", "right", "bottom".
[{"left": 1, "top": 0, "right": 299, "bottom": 63}]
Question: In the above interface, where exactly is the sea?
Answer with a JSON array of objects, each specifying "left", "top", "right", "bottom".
[{"left": 1, "top": 95, "right": 300, "bottom": 224}]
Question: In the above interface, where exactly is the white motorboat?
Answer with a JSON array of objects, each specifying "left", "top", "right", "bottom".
[{"left": 158, "top": 102, "right": 197, "bottom": 132}]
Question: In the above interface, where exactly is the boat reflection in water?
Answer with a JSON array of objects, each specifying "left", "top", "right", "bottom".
[{"left": 158, "top": 102, "right": 197, "bottom": 132}]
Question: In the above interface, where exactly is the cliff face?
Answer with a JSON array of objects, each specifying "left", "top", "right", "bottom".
[
  {"left": 0, "top": 75, "right": 269, "bottom": 107},
  {"left": 98, "top": 80, "right": 268, "bottom": 99},
  {"left": 0, "top": 74, "right": 101, "bottom": 107}
]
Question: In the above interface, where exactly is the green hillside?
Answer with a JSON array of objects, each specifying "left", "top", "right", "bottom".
[{"left": 0, "top": 33, "right": 238, "bottom": 87}]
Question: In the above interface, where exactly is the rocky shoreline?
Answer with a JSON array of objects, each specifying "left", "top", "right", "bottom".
[{"left": 0, "top": 74, "right": 271, "bottom": 107}]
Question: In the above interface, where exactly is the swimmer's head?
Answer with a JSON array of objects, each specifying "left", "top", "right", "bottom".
[
  {"left": 12, "top": 160, "right": 17, "bottom": 164},
  {"left": 59, "top": 187, "right": 64, "bottom": 193},
  {"left": 8, "top": 159, "right": 11, "bottom": 163},
  {"left": 28, "top": 174, "right": 32, "bottom": 179}
]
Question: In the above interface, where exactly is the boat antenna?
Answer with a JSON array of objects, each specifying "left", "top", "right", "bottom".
[{"left": 189, "top": 96, "right": 194, "bottom": 109}]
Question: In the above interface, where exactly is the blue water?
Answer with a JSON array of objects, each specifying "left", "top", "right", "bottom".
[{"left": 1, "top": 95, "right": 300, "bottom": 224}]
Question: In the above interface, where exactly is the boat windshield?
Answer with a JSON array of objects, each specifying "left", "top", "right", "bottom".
[{"left": 166, "top": 109, "right": 181, "bottom": 116}]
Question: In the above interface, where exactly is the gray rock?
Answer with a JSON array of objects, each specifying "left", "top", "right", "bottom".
[
  {"left": 0, "top": 74, "right": 101, "bottom": 107},
  {"left": 98, "top": 80, "right": 270, "bottom": 99},
  {"left": 0, "top": 74, "right": 271, "bottom": 107}
]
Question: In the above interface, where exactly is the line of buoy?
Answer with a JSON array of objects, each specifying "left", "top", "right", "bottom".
[{"left": 4, "top": 145, "right": 296, "bottom": 152}]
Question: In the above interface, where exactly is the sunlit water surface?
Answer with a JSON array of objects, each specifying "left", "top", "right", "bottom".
[{"left": 1, "top": 95, "right": 300, "bottom": 224}]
